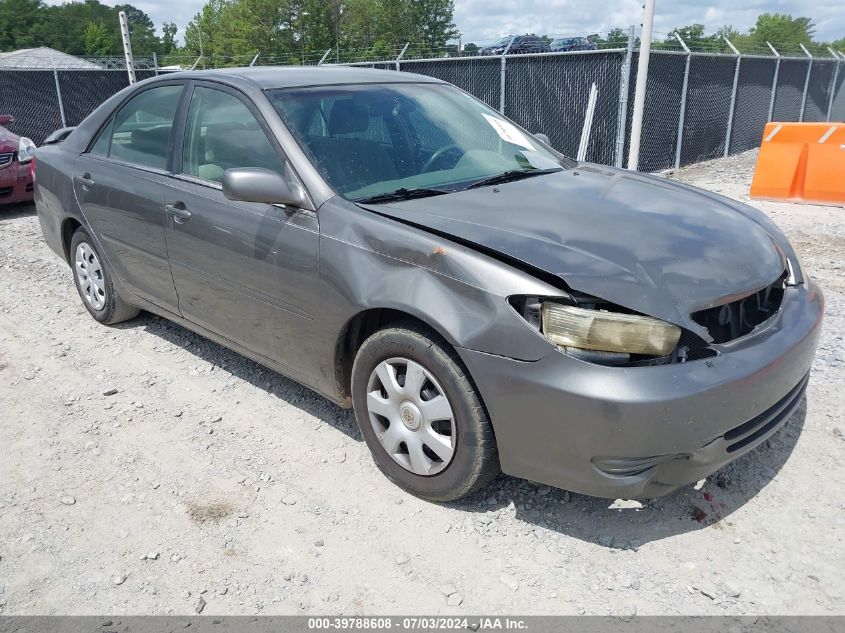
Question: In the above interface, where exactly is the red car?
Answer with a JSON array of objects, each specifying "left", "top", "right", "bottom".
[{"left": 0, "top": 115, "right": 36, "bottom": 205}]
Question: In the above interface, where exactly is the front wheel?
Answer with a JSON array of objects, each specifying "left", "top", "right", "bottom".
[{"left": 351, "top": 322, "right": 500, "bottom": 501}]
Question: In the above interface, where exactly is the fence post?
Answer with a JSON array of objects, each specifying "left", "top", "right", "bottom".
[
  {"left": 250, "top": 53, "right": 260, "bottom": 67},
  {"left": 826, "top": 48, "right": 840, "bottom": 122},
  {"left": 52, "top": 68, "right": 67, "bottom": 128},
  {"left": 767, "top": 42, "right": 781, "bottom": 122},
  {"left": 674, "top": 34, "right": 691, "bottom": 169},
  {"left": 152, "top": 52, "right": 159, "bottom": 75},
  {"left": 628, "top": 0, "right": 656, "bottom": 171},
  {"left": 799, "top": 43, "right": 813, "bottom": 122},
  {"left": 499, "top": 36, "right": 516, "bottom": 114},
  {"left": 577, "top": 83, "right": 598, "bottom": 161},
  {"left": 395, "top": 42, "right": 409, "bottom": 71},
  {"left": 724, "top": 37, "right": 742, "bottom": 158},
  {"left": 614, "top": 26, "right": 635, "bottom": 168},
  {"left": 119, "top": 10, "right": 137, "bottom": 85},
  {"left": 318, "top": 48, "right": 332, "bottom": 66}
]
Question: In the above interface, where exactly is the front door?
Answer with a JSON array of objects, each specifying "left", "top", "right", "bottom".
[
  {"left": 73, "top": 83, "right": 184, "bottom": 313},
  {"left": 162, "top": 83, "right": 320, "bottom": 377}
]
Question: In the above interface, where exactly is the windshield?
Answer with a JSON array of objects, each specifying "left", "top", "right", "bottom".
[{"left": 268, "top": 83, "right": 566, "bottom": 202}]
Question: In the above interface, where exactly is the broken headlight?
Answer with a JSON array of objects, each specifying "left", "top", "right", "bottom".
[{"left": 541, "top": 303, "right": 681, "bottom": 357}]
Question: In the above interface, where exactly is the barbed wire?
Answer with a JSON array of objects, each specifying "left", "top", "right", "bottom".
[{"left": 1, "top": 30, "right": 841, "bottom": 70}]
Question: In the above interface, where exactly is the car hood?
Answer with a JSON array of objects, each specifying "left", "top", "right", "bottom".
[
  {"left": 361, "top": 164, "right": 787, "bottom": 339},
  {"left": 0, "top": 126, "right": 18, "bottom": 153}
]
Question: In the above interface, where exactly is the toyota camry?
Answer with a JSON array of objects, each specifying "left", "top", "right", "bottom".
[{"left": 33, "top": 67, "right": 823, "bottom": 501}]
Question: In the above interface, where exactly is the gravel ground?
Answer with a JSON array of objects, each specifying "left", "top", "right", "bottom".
[{"left": 0, "top": 150, "right": 843, "bottom": 616}]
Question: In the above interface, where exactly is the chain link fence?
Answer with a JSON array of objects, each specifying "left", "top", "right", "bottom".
[
  {"left": 728, "top": 57, "right": 777, "bottom": 155},
  {"left": 1, "top": 46, "right": 843, "bottom": 170},
  {"left": 400, "top": 57, "right": 502, "bottom": 111},
  {"left": 0, "top": 65, "right": 157, "bottom": 145}
]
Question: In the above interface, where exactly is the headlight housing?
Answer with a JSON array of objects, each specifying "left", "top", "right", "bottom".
[
  {"left": 541, "top": 303, "right": 681, "bottom": 357},
  {"left": 786, "top": 250, "right": 807, "bottom": 286},
  {"left": 18, "top": 137, "right": 36, "bottom": 164}
]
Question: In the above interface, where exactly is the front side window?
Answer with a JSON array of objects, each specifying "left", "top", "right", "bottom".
[
  {"left": 182, "top": 87, "right": 284, "bottom": 183},
  {"left": 108, "top": 85, "right": 183, "bottom": 170},
  {"left": 269, "top": 83, "right": 566, "bottom": 202}
]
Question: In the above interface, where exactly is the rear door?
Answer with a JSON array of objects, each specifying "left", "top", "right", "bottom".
[
  {"left": 161, "top": 81, "right": 320, "bottom": 375},
  {"left": 74, "top": 82, "right": 185, "bottom": 313}
]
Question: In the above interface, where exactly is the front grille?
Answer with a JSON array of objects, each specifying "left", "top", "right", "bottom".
[
  {"left": 724, "top": 373, "right": 808, "bottom": 453},
  {"left": 692, "top": 274, "right": 786, "bottom": 344},
  {"left": 0, "top": 152, "right": 14, "bottom": 169}
]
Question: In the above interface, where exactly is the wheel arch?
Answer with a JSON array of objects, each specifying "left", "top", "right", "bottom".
[
  {"left": 60, "top": 217, "right": 83, "bottom": 264},
  {"left": 334, "top": 307, "right": 464, "bottom": 405}
]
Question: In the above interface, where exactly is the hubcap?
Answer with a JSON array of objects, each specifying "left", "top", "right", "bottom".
[
  {"left": 366, "top": 357, "right": 456, "bottom": 476},
  {"left": 74, "top": 242, "right": 106, "bottom": 311}
]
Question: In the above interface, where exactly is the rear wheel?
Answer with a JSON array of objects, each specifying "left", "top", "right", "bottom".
[
  {"left": 351, "top": 322, "right": 500, "bottom": 501},
  {"left": 70, "top": 228, "right": 140, "bottom": 325}
]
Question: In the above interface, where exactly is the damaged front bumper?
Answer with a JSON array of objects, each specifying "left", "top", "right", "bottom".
[{"left": 458, "top": 282, "right": 824, "bottom": 499}]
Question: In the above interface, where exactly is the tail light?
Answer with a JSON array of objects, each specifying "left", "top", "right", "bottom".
[{"left": 30, "top": 156, "right": 35, "bottom": 182}]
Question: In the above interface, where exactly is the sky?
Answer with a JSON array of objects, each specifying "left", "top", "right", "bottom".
[{"left": 45, "top": 0, "right": 845, "bottom": 45}]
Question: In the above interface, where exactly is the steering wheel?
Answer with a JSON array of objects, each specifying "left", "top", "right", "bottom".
[{"left": 422, "top": 144, "right": 464, "bottom": 172}]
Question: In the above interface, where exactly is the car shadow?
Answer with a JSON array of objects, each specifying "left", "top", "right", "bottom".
[
  {"left": 121, "top": 312, "right": 361, "bottom": 442},
  {"left": 120, "top": 312, "right": 805, "bottom": 548},
  {"left": 0, "top": 202, "right": 36, "bottom": 220}
]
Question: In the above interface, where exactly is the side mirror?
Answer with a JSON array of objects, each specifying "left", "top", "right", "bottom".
[
  {"left": 0, "top": 114, "right": 14, "bottom": 126},
  {"left": 534, "top": 132, "right": 551, "bottom": 146},
  {"left": 222, "top": 167, "right": 308, "bottom": 208}
]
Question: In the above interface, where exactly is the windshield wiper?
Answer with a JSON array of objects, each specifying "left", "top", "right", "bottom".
[
  {"left": 354, "top": 187, "right": 454, "bottom": 204},
  {"left": 465, "top": 168, "right": 562, "bottom": 190}
]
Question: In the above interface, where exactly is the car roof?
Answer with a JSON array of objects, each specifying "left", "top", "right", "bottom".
[{"left": 169, "top": 66, "right": 446, "bottom": 91}]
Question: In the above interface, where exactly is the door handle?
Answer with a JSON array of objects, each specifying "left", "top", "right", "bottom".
[
  {"left": 76, "top": 174, "right": 94, "bottom": 189},
  {"left": 166, "top": 202, "right": 192, "bottom": 223}
]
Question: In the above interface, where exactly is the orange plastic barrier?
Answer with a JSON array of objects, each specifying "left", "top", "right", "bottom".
[{"left": 750, "top": 122, "right": 845, "bottom": 206}]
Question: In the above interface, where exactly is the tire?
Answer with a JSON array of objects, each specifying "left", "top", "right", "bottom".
[
  {"left": 351, "top": 322, "right": 500, "bottom": 502},
  {"left": 70, "top": 227, "right": 140, "bottom": 325}
]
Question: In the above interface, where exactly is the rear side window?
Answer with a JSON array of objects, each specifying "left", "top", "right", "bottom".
[
  {"left": 107, "top": 85, "right": 183, "bottom": 170},
  {"left": 181, "top": 87, "right": 284, "bottom": 183}
]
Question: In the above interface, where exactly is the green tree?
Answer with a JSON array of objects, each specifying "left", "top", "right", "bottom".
[
  {"left": 161, "top": 22, "right": 178, "bottom": 55},
  {"left": 589, "top": 28, "right": 635, "bottom": 49},
  {"left": 748, "top": 13, "right": 815, "bottom": 54},
  {"left": 180, "top": 0, "right": 458, "bottom": 65},
  {"left": 409, "top": 0, "right": 458, "bottom": 48},
  {"left": 0, "top": 0, "right": 46, "bottom": 50},
  {"left": 115, "top": 3, "right": 160, "bottom": 54},
  {"left": 32, "top": 0, "right": 116, "bottom": 56},
  {"left": 83, "top": 20, "right": 111, "bottom": 55}
]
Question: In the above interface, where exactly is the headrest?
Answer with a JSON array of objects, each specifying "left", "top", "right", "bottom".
[
  {"left": 328, "top": 99, "right": 369, "bottom": 136},
  {"left": 130, "top": 126, "right": 170, "bottom": 154}
]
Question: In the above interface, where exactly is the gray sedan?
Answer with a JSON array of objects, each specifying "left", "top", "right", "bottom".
[{"left": 33, "top": 67, "right": 823, "bottom": 502}]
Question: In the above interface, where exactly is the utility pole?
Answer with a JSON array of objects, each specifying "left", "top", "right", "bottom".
[
  {"left": 119, "top": 10, "right": 136, "bottom": 84},
  {"left": 627, "top": 0, "right": 655, "bottom": 171}
]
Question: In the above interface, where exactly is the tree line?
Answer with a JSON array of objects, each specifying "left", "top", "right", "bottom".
[
  {"left": 0, "top": 0, "right": 842, "bottom": 64},
  {"left": 0, "top": 0, "right": 177, "bottom": 56},
  {"left": 181, "top": 0, "right": 459, "bottom": 65}
]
